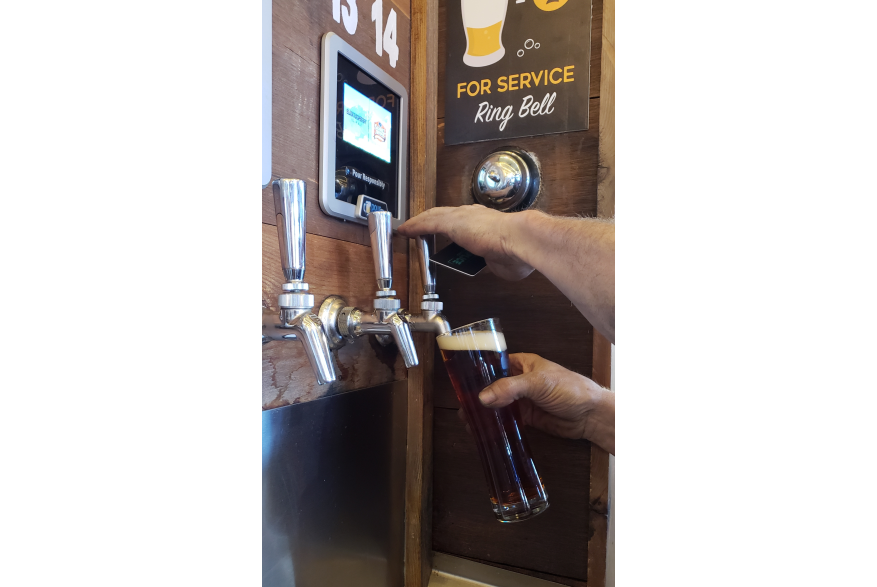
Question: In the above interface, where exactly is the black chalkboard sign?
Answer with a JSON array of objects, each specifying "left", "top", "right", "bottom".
[{"left": 444, "top": 0, "right": 592, "bottom": 145}]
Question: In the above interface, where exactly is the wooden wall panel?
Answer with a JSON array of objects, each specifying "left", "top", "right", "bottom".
[
  {"left": 588, "top": 1, "right": 615, "bottom": 584},
  {"left": 262, "top": 225, "right": 409, "bottom": 410},
  {"left": 432, "top": 409, "right": 591, "bottom": 581},
  {"left": 263, "top": 0, "right": 415, "bottom": 412},
  {"left": 590, "top": 0, "right": 603, "bottom": 101},
  {"left": 435, "top": 101, "right": 599, "bottom": 216},
  {"left": 405, "top": 0, "right": 440, "bottom": 585},
  {"left": 262, "top": 0, "right": 410, "bottom": 255},
  {"left": 431, "top": 0, "right": 605, "bottom": 584},
  {"left": 597, "top": 0, "right": 615, "bottom": 220}
]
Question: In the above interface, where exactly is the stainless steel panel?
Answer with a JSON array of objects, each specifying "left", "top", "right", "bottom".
[{"left": 263, "top": 382, "right": 407, "bottom": 587}]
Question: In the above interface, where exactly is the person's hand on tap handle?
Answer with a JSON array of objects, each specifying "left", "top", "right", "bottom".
[{"left": 397, "top": 204, "right": 535, "bottom": 281}]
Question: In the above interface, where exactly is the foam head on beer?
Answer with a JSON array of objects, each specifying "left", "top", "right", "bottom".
[{"left": 436, "top": 330, "right": 507, "bottom": 353}]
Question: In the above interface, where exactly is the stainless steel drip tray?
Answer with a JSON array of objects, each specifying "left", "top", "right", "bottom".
[
  {"left": 263, "top": 382, "right": 407, "bottom": 587},
  {"left": 429, "top": 553, "right": 565, "bottom": 587}
]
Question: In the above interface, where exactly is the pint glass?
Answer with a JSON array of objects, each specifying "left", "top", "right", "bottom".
[
  {"left": 461, "top": 0, "right": 508, "bottom": 67},
  {"left": 437, "top": 318, "right": 549, "bottom": 522}
]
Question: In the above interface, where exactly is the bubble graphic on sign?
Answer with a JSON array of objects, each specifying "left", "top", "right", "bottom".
[{"left": 517, "top": 38, "right": 541, "bottom": 57}]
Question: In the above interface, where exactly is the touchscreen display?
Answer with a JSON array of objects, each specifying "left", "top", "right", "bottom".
[
  {"left": 342, "top": 83, "right": 392, "bottom": 163},
  {"left": 334, "top": 54, "right": 401, "bottom": 217}
]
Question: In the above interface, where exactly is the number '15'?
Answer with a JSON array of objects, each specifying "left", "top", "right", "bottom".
[{"left": 332, "top": 0, "right": 398, "bottom": 68}]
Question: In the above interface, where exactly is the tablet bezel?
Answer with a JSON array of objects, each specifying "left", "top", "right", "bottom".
[{"left": 319, "top": 32, "right": 409, "bottom": 228}]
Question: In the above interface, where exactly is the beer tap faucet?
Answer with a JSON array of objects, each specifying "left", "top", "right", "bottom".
[
  {"left": 262, "top": 179, "right": 338, "bottom": 385},
  {"left": 318, "top": 211, "right": 419, "bottom": 368},
  {"left": 399, "top": 235, "right": 451, "bottom": 336}
]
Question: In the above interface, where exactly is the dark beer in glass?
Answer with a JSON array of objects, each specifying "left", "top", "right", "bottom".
[{"left": 437, "top": 318, "right": 549, "bottom": 522}]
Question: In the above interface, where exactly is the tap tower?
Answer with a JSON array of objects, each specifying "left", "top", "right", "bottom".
[
  {"left": 262, "top": 179, "right": 338, "bottom": 385},
  {"left": 319, "top": 211, "right": 450, "bottom": 368}
]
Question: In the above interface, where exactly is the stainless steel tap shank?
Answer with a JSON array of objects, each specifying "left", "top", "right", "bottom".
[
  {"left": 401, "top": 236, "right": 451, "bottom": 335},
  {"left": 403, "top": 310, "right": 451, "bottom": 335},
  {"left": 318, "top": 211, "right": 419, "bottom": 368},
  {"left": 262, "top": 179, "right": 338, "bottom": 386},
  {"left": 318, "top": 229, "right": 450, "bottom": 374}
]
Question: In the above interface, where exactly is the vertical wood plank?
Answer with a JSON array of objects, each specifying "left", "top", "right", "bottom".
[
  {"left": 406, "top": 0, "right": 438, "bottom": 585},
  {"left": 589, "top": 1, "right": 614, "bottom": 586},
  {"left": 597, "top": 0, "right": 615, "bottom": 220}
]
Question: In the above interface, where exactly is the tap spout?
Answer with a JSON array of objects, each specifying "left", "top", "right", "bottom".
[
  {"left": 290, "top": 313, "right": 338, "bottom": 385},
  {"left": 404, "top": 311, "right": 451, "bottom": 335},
  {"left": 356, "top": 312, "right": 419, "bottom": 368},
  {"left": 263, "top": 312, "right": 338, "bottom": 385}
]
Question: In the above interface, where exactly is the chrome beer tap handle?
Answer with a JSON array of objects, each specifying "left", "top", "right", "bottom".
[
  {"left": 400, "top": 234, "right": 451, "bottom": 335},
  {"left": 367, "top": 212, "right": 418, "bottom": 366},
  {"left": 274, "top": 178, "right": 306, "bottom": 284},
  {"left": 416, "top": 235, "right": 436, "bottom": 297},
  {"left": 369, "top": 211, "right": 394, "bottom": 292},
  {"left": 263, "top": 179, "right": 338, "bottom": 385}
]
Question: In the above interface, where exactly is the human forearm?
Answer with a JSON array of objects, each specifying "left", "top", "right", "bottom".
[
  {"left": 507, "top": 210, "right": 615, "bottom": 343},
  {"left": 583, "top": 387, "right": 615, "bottom": 455}
]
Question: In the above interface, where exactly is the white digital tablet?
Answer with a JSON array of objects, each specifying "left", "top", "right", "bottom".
[{"left": 319, "top": 32, "right": 409, "bottom": 227}]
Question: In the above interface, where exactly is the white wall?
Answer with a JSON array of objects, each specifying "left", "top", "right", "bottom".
[
  {"left": 605, "top": 344, "right": 615, "bottom": 587},
  {"left": 261, "top": 0, "right": 271, "bottom": 187}
]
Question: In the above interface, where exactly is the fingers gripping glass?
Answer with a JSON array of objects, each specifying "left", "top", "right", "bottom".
[{"left": 437, "top": 318, "right": 549, "bottom": 522}]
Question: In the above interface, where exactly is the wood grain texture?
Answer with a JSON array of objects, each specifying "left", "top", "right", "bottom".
[
  {"left": 432, "top": 408, "right": 591, "bottom": 581},
  {"left": 431, "top": 0, "right": 606, "bottom": 584},
  {"left": 274, "top": 0, "right": 410, "bottom": 88},
  {"left": 405, "top": 0, "right": 439, "bottom": 585},
  {"left": 262, "top": 224, "right": 409, "bottom": 409},
  {"left": 587, "top": 446, "right": 610, "bottom": 587},
  {"left": 588, "top": 1, "right": 614, "bottom": 584},
  {"left": 436, "top": 0, "right": 603, "bottom": 120},
  {"left": 435, "top": 99, "right": 599, "bottom": 217},
  {"left": 597, "top": 0, "right": 614, "bottom": 220},
  {"left": 590, "top": 0, "right": 603, "bottom": 102},
  {"left": 262, "top": 0, "right": 410, "bottom": 255}
]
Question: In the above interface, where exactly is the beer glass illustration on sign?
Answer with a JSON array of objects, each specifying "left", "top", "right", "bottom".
[{"left": 462, "top": 0, "right": 508, "bottom": 67}]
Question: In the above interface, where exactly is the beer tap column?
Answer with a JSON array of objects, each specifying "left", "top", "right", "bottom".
[
  {"left": 318, "top": 211, "right": 419, "bottom": 369},
  {"left": 262, "top": 179, "right": 338, "bottom": 385}
]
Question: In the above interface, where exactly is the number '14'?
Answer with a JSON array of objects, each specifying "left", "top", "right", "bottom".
[
  {"left": 332, "top": 0, "right": 398, "bottom": 68},
  {"left": 371, "top": 0, "right": 398, "bottom": 68}
]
